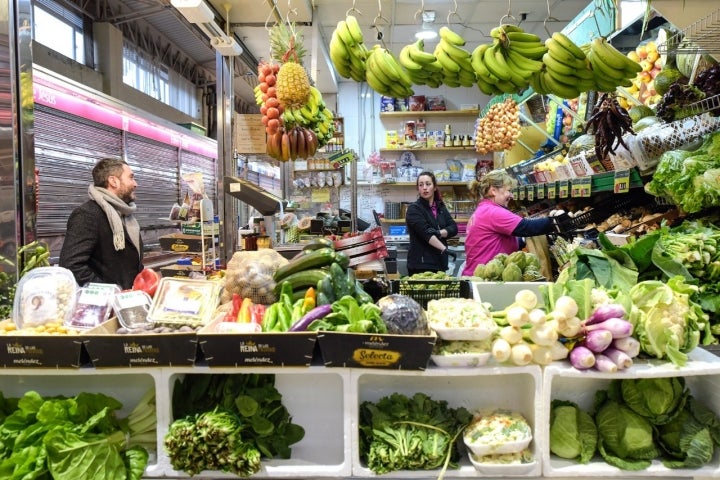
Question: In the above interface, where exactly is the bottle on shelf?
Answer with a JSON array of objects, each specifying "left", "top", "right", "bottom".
[{"left": 444, "top": 124, "right": 453, "bottom": 147}]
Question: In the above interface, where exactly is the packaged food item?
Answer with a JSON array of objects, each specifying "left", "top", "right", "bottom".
[
  {"left": 426, "top": 95, "right": 447, "bottom": 111},
  {"left": 13, "top": 266, "right": 78, "bottom": 329},
  {"left": 446, "top": 159, "right": 463, "bottom": 181},
  {"left": 380, "top": 96, "right": 395, "bottom": 112},
  {"left": 68, "top": 283, "right": 120, "bottom": 329},
  {"left": 409, "top": 95, "right": 426, "bottom": 111},
  {"left": 147, "top": 277, "right": 221, "bottom": 327},
  {"left": 113, "top": 290, "right": 153, "bottom": 329}
]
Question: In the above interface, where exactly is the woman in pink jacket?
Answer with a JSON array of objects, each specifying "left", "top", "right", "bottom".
[{"left": 462, "top": 170, "right": 553, "bottom": 276}]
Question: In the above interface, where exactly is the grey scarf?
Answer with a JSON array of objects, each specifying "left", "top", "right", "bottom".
[{"left": 88, "top": 185, "right": 141, "bottom": 257}]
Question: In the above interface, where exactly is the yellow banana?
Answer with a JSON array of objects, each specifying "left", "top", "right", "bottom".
[
  {"left": 439, "top": 38, "right": 471, "bottom": 64},
  {"left": 382, "top": 49, "right": 413, "bottom": 88},
  {"left": 476, "top": 74, "right": 498, "bottom": 95},
  {"left": 408, "top": 39, "right": 437, "bottom": 64},
  {"left": 483, "top": 43, "right": 512, "bottom": 81},
  {"left": 345, "top": 15, "right": 364, "bottom": 45},
  {"left": 551, "top": 32, "right": 586, "bottom": 60},
  {"left": 591, "top": 37, "right": 635, "bottom": 71},
  {"left": 457, "top": 68, "right": 477, "bottom": 87},
  {"left": 439, "top": 26, "right": 465, "bottom": 46},
  {"left": 471, "top": 44, "right": 499, "bottom": 83},
  {"left": 335, "top": 20, "right": 355, "bottom": 47},
  {"left": 507, "top": 41, "right": 547, "bottom": 60},
  {"left": 399, "top": 45, "right": 423, "bottom": 71},
  {"left": 543, "top": 52, "right": 578, "bottom": 77},
  {"left": 505, "top": 49, "right": 543, "bottom": 76},
  {"left": 434, "top": 47, "right": 461, "bottom": 73},
  {"left": 377, "top": 48, "right": 402, "bottom": 83},
  {"left": 365, "top": 66, "right": 390, "bottom": 97},
  {"left": 542, "top": 71, "right": 580, "bottom": 99},
  {"left": 507, "top": 31, "right": 542, "bottom": 44},
  {"left": 587, "top": 49, "right": 629, "bottom": 82},
  {"left": 546, "top": 38, "right": 586, "bottom": 67},
  {"left": 423, "top": 59, "right": 443, "bottom": 73},
  {"left": 490, "top": 24, "right": 524, "bottom": 40},
  {"left": 366, "top": 49, "right": 393, "bottom": 86}
]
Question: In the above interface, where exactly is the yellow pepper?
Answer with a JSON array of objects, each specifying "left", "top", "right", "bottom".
[
  {"left": 302, "top": 287, "right": 316, "bottom": 314},
  {"left": 237, "top": 297, "right": 253, "bottom": 323}
]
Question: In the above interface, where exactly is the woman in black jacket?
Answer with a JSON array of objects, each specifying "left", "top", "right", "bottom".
[{"left": 405, "top": 171, "right": 458, "bottom": 274}]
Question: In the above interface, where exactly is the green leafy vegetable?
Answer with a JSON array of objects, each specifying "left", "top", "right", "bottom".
[
  {"left": 549, "top": 399, "right": 597, "bottom": 463},
  {"left": 618, "top": 377, "right": 688, "bottom": 425},
  {"left": 656, "top": 395, "right": 720, "bottom": 469},
  {"left": 358, "top": 392, "right": 471, "bottom": 474}
]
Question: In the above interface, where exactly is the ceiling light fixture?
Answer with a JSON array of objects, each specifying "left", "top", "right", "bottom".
[{"left": 415, "top": 10, "right": 438, "bottom": 40}]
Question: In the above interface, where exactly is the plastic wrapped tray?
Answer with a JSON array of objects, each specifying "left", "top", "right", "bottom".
[
  {"left": 13, "top": 266, "right": 78, "bottom": 329},
  {"left": 147, "top": 277, "right": 220, "bottom": 327}
]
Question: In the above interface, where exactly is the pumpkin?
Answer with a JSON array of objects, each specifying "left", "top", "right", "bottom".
[{"left": 675, "top": 39, "right": 717, "bottom": 78}]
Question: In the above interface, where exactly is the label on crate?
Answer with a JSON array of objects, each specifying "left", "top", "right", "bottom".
[
  {"left": 512, "top": 186, "right": 519, "bottom": 199},
  {"left": 613, "top": 169, "right": 631, "bottom": 194},
  {"left": 536, "top": 183, "right": 545, "bottom": 200},
  {"left": 518, "top": 186, "right": 526, "bottom": 201},
  {"left": 558, "top": 180, "right": 569, "bottom": 198},
  {"left": 526, "top": 185, "right": 534, "bottom": 202},
  {"left": 578, "top": 176, "right": 592, "bottom": 197}
]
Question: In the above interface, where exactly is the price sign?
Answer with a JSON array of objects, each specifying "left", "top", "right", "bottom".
[
  {"left": 614, "top": 169, "right": 631, "bottom": 194},
  {"left": 512, "top": 186, "right": 519, "bottom": 198},
  {"left": 518, "top": 186, "right": 526, "bottom": 201},
  {"left": 547, "top": 182, "right": 557, "bottom": 200},
  {"left": 571, "top": 178, "right": 582, "bottom": 197},
  {"left": 536, "top": 183, "right": 545, "bottom": 200},
  {"left": 579, "top": 176, "right": 592, "bottom": 197},
  {"left": 558, "top": 180, "right": 569, "bottom": 198},
  {"left": 526, "top": 185, "right": 535, "bottom": 202}
]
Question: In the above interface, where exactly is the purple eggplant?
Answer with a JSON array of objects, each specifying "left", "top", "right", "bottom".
[{"left": 288, "top": 304, "right": 333, "bottom": 332}]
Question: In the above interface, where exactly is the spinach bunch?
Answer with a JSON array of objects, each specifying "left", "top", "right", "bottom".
[
  {"left": 359, "top": 392, "right": 472, "bottom": 474},
  {"left": 0, "top": 390, "right": 148, "bottom": 480},
  {"left": 165, "top": 374, "right": 305, "bottom": 476}
]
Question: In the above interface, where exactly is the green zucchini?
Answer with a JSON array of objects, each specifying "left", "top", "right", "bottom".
[
  {"left": 334, "top": 251, "right": 350, "bottom": 268},
  {"left": 317, "top": 276, "right": 335, "bottom": 303},
  {"left": 273, "top": 247, "right": 336, "bottom": 282},
  {"left": 354, "top": 280, "right": 374, "bottom": 304},
  {"left": 329, "top": 262, "right": 347, "bottom": 300},
  {"left": 273, "top": 268, "right": 331, "bottom": 295},
  {"left": 302, "top": 237, "right": 335, "bottom": 252}
]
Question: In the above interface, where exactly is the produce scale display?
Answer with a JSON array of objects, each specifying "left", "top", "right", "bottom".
[{"left": 2, "top": 6, "right": 720, "bottom": 480}]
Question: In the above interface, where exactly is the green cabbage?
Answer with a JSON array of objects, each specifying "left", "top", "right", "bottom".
[
  {"left": 501, "top": 263, "right": 523, "bottom": 282},
  {"left": 619, "top": 377, "right": 688, "bottom": 425},
  {"left": 595, "top": 398, "right": 659, "bottom": 470},
  {"left": 656, "top": 396, "right": 720, "bottom": 469},
  {"left": 549, "top": 400, "right": 597, "bottom": 463}
]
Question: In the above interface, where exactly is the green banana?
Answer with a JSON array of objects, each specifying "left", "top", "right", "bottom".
[
  {"left": 476, "top": 74, "right": 498, "bottom": 95},
  {"left": 382, "top": 49, "right": 413, "bottom": 88},
  {"left": 551, "top": 32, "right": 586, "bottom": 60},
  {"left": 542, "top": 52, "right": 578, "bottom": 77},
  {"left": 366, "top": 50, "right": 393, "bottom": 86},
  {"left": 457, "top": 68, "right": 477, "bottom": 87},
  {"left": 490, "top": 24, "right": 524, "bottom": 40},
  {"left": 335, "top": 20, "right": 356, "bottom": 47},
  {"left": 507, "top": 31, "right": 542, "bottom": 44},
  {"left": 439, "top": 26, "right": 465, "bottom": 46},
  {"left": 591, "top": 37, "right": 635, "bottom": 71},
  {"left": 542, "top": 71, "right": 580, "bottom": 99},
  {"left": 505, "top": 49, "right": 543, "bottom": 76},
  {"left": 587, "top": 49, "right": 629, "bottom": 82},
  {"left": 546, "top": 38, "right": 586, "bottom": 67},
  {"left": 439, "top": 39, "right": 471, "bottom": 64},
  {"left": 345, "top": 15, "right": 364, "bottom": 44},
  {"left": 507, "top": 42, "right": 548, "bottom": 60},
  {"left": 471, "top": 44, "right": 498, "bottom": 82}
]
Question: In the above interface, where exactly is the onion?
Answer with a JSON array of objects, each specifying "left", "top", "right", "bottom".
[
  {"left": 583, "top": 317, "right": 633, "bottom": 339},
  {"left": 569, "top": 345, "right": 596, "bottom": 370},
  {"left": 586, "top": 303, "right": 627, "bottom": 326},
  {"left": 594, "top": 353, "right": 618, "bottom": 373},
  {"left": 583, "top": 329, "right": 613, "bottom": 353},
  {"left": 610, "top": 336, "right": 641, "bottom": 358},
  {"left": 603, "top": 347, "right": 633, "bottom": 370}
]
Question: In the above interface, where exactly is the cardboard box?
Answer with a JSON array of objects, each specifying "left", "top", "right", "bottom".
[
  {"left": 81, "top": 318, "right": 198, "bottom": 367},
  {"left": 317, "top": 331, "right": 436, "bottom": 370},
  {"left": 197, "top": 317, "right": 317, "bottom": 367},
  {"left": 159, "top": 233, "right": 211, "bottom": 253},
  {"left": 159, "top": 264, "right": 204, "bottom": 278},
  {"left": 0, "top": 334, "right": 85, "bottom": 368}
]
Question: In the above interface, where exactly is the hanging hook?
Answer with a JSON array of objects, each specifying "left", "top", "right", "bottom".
[
  {"left": 446, "top": 0, "right": 460, "bottom": 25},
  {"left": 589, "top": 5, "right": 603, "bottom": 39},
  {"left": 414, "top": 0, "right": 427, "bottom": 22},
  {"left": 543, "top": 0, "right": 561, "bottom": 37},
  {"left": 371, "top": 0, "right": 390, "bottom": 43},
  {"left": 346, "top": 0, "right": 362, "bottom": 18},
  {"left": 499, "top": 0, "right": 517, "bottom": 25},
  {"left": 284, "top": 0, "right": 298, "bottom": 26}
]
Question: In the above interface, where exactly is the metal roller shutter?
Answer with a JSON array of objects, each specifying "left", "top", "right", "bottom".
[
  {"left": 180, "top": 150, "right": 217, "bottom": 210},
  {"left": 34, "top": 105, "right": 123, "bottom": 236},
  {"left": 125, "top": 134, "right": 180, "bottom": 227}
]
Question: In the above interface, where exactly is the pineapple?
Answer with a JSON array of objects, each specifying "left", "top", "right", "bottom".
[{"left": 270, "top": 22, "right": 311, "bottom": 109}]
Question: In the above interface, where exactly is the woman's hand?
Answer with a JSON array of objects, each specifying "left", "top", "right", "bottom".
[{"left": 439, "top": 229, "right": 447, "bottom": 238}]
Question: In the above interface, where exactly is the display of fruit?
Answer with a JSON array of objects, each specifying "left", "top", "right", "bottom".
[
  {"left": 432, "top": 26, "right": 475, "bottom": 88},
  {"left": 585, "top": 36, "right": 642, "bottom": 93},
  {"left": 620, "top": 39, "right": 664, "bottom": 108},
  {"left": 254, "top": 62, "right": 284, "bottom": 136},
  {"left": 475, "top": 98, "right": 521, "bottom": 154},
  {"left": 328, "top": 15, "right": 369, "bottom": 82},
  {"left": 472, "top": 24, "right": 546, "bottom": 95},
  {"left": 364, "top": 44, "right": 414, "bottom": 98},
  {"left": 397, "top": 39, "right": 444, "bottom": 88},
  {"left": 532, "top": 32, "right": 594, "bottom": 99},
  {"left": 281, "top": 86, "right": 335, "bottom": 149},
  {"left": 266, "top": 125, "right": 319, "bottom": 162},
  {"left": 269, "top": 22, "right": 311, "bottom": 109}
]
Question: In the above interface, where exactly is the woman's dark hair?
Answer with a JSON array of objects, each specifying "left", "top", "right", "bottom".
[
  {"left": 92, "top": 158, "right": 127, "bottom": 188},
  {"left": 416, "top": 170, "right": 443, "bottom": 202}
]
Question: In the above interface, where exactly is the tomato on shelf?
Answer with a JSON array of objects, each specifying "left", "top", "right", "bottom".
[{"left": 131, "top": 268, "right": 160, "bottom": 298}]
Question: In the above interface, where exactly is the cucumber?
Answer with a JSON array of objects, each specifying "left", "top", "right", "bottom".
[
  {"left": 273, "top": 268, "right": 331, "bottom": 295},
  {"left": 329, "top": 262, "right": 347, "bottom": 300},
  {"left": 302, "top": 237, "right": 335, "bottom": 252},
  {"left": 354, "top": 280, "right": 374, "bottom": 304},
  {"left": 317, "top": 276, "right": 335, "bottom": 303},
  {"left": 334, "top": 251, "right": 350, "bottom": 269},
  {"left": 273, "top": 247, "right": 336, "bottom": 282}
]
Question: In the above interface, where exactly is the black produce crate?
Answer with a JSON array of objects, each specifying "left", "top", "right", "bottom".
[{"left": 389, "top": 279, "right": 472, "bottom": 310}]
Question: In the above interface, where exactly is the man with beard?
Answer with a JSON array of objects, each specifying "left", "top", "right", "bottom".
[{"left": 60, "top": 158, "right": 143, "bottom": 289}]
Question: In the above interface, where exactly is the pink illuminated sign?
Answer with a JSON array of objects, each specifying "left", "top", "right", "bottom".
[{"left": 32, "top": 73, "right": 217, "bottom": 158}]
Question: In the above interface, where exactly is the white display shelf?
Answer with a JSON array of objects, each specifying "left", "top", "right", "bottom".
[
  {"left": 0, "top": 367, "right": 166, "bottom": 478},
  {"left": 350, "top": 365, "right": 543, "bottom": 478},
  {"left": 159, "top": 366, "right": 352, "bottom": 478},
  {"left": 541, "top": 348, "right": 720, "bottom": 478}
]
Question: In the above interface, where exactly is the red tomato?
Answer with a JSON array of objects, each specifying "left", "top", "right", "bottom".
[{"left": 132, "top": 268, "right": 160, "bottom": 297}]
